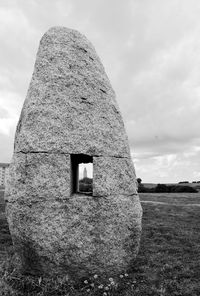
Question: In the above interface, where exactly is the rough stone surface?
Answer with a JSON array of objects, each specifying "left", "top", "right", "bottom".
[
  {"left": 93, "top": 156, "right": 138, "bottom": 197},
  {"left": 6, "top": 194, "right": 141, "bottom": 279},
  {"left": 6, "top": 152, "right": 71, "bottom": 203},
  {"left": 5, "top": 26, "right": 142, "bottom": 281},
  {"left": 14, "top": 27, "right": 130, "bottom": 157}
]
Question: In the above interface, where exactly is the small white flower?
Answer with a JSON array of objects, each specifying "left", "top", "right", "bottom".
[
  {"left": 109, "top": 277, "right": 114, "bottom": 282},
  {"left": 98, "top": 284, "right": 103, "bottom": 289},
  {"left": 87, "top": 288, "right": 90, "bottom": 292},
  {"left": 94, "top": 274, "right": 98, "bottom": 279},
  {"left": 125, "top": 273, "right": 128, "bottom": 277},
  {"left": 90, "top": 283, "right": 94, "bottom": 287},
  {"left": 104, "top": 286, "right": 109, "bottom": 291},
  {"left": 111, "top": 281, "right": 115, "bottom": 286},
  {"left": 119, "top": 274, "right": 124, "bottom": 278},
  {"left": 103, "top": 293, "right": 107, "bottom": 296},
  {"left": 84, "top": 280, "right": 88, "bottom": 284}
]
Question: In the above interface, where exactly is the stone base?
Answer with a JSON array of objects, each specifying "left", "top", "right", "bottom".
[{"left": 6, "top": 194, "right": 142, "bottom": 280}]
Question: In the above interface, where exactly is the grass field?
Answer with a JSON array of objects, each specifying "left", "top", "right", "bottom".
[{"left": 0, "top": 190, "right": 200, "bottom": 295}]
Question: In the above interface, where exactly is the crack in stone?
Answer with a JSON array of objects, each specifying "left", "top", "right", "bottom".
[
  {"left": 100, "top": 88, "right": 107, "bottom": 94},
  {"left": 15, "top": 151, "right": 129, "bottom": 159},
  {"left": 6, "top": 192, "right": 139, "bottom": 204}
]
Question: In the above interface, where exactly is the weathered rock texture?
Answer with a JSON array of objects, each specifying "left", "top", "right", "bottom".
[{"left": 5, "top": 27, "right": 142, "bottom": 281}]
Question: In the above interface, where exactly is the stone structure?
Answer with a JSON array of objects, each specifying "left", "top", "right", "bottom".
[
  {"left": 83, "top": 167, "right": 87, "bottom": 179},
  {"left": 5, "top": 27, "right": 142, "bottom": 281},
  {"left": 0, "top": 163, "right": 9, "bottom": 187}
]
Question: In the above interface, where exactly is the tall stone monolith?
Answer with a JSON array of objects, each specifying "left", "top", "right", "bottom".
[{"left": 5, "top": 27, "right": 142, "bottom": 281}]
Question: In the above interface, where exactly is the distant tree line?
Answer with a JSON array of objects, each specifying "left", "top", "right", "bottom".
[
  {"left": 178, "top": 181, "right": 200, "bottom": 184},
  {"left": 137, "top": 178, "right": 198, "bottom": 193},
  {"left": 79, "top": 177, "right": 93, "bottom": 193}
]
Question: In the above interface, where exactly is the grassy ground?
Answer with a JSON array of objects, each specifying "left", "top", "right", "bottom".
[{"left": 0, "top": 191, "right": 200, "bottom": 295}]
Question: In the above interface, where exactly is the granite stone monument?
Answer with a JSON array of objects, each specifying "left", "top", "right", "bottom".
[{"left": 5, "top": 27, "right": 142, "bottom": 281}]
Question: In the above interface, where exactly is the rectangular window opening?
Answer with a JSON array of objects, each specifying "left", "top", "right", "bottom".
[{"left": 71, "top": 154, "right": 93, "bottom": 195}]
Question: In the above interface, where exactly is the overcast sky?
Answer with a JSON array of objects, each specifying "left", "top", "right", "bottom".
[{"left": 1, "top": 0, "right": 200, "bottom": 183}]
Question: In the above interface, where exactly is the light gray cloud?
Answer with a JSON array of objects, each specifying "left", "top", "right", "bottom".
[
  {"left": 0, "top": 0, "right": 200, "bottom": 182},
  {"left": 0, "top": 107, "right": 9, "bottom": 119},
  {"left": 0, "top": 131, "right": 15, "bottom": 162}
]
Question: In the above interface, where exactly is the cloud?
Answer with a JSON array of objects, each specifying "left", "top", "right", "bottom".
[
  {"left": 133, "top": 143, "right": 200, "bottom": 183},
  {"left": 0, "top": 91, "right": 21, "bottom": 134},
  {"left": 0, "top": 132, "right": 14, "bottom": 162},
  {"left": 0, "top": 107, "right": 9, "bottom": 119}
]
